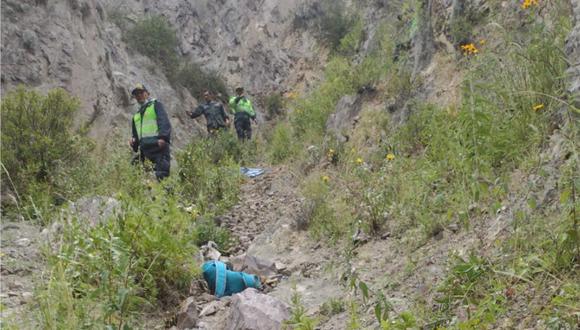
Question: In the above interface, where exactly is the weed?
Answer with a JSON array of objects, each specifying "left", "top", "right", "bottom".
[{"left": 283, "top": 287, "right": 318, "bottom": 330}]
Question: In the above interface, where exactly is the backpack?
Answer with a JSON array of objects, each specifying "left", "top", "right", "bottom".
[{"left": 202, "top": 260, "right": 261, "bottom": 297}]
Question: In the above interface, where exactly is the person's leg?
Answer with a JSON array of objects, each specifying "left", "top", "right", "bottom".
[
  {"left": 153, "top": 147, "right": 171, "bottom": 180},
  {"left": 234, "top": 115, "right": 245, "bottom": 140}
]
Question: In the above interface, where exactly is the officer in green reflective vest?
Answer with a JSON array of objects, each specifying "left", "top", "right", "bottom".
[
  {"left": 228, "top": 87, "right": 257, "bottom": 140},
  {"left": 129, "top": 83, "right": 172, "bottom": 180}
]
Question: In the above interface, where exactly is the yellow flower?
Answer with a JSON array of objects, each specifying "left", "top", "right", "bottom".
[
  {"left": 356, "top": 157, "right": 363, "bottom": 165},
  {"left": 386, "top": 153, "right": 395, "bottom": 161},
  {"left": 479, "top": 39, "right": 486, "bottom": 45},
  {"left": 326, "top": 149, "right": 335, "bottom": 160},
  {"left": 533, "top": 103, "right": 544, "bottom": 112},
  {"left": 521, "top": 0, "right": 539, "bottom": 9},
  {"left": 460, "top": 43, "right": 478, "bottom": 56},
  {"left": 321, "top": 175, "right": 330, "bottom": 183}
]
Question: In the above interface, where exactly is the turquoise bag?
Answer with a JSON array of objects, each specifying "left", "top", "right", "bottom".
[{"left": 202, "top": 260, "right": 261, "bottom": 297}]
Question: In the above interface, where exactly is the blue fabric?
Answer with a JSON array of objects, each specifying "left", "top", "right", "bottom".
[
  {"left": 240, "top": 167, "right": 265, "bottom": 178},
  {"left": 202, "top": 261, "right": 261, "bottom": 297}
]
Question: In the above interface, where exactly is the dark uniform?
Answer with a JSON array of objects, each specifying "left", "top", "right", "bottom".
[
  {"left": 189, "top": 100, "right": 229, "bottom": 134},
  {"left": 131, "top": 98, "right": 172, "bottom": 180}
]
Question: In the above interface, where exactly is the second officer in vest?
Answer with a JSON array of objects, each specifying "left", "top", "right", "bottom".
[
  {"left": 129, "top": 83, "right": 172, "bottom": 180},
  {"left": 228, "top": 87, "right": 256, "bottom": 140}
]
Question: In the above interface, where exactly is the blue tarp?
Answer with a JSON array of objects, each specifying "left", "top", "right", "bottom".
[{"left": 240, "top": 167, "right": 265, "bottom": 178}]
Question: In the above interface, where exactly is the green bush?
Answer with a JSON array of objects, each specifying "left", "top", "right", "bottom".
[
  {"left": 264, "top": 93, "right": 285, "bottom": 119},
  {"left": 39, "top": 179, "right": 200, "bottom": 328},
  {"left": 0, "top": 87, "right": 90, "bottom": 216},
  {"left": 176, "top": 133, "right": 242, "bottom": 214},
  {"left": 175, "top": 62, "right": 229, "bottom": 100},
  {"left": 267, "top": 123, "right": 298, "bottom": 164},
  {"left": 126, "top": 16, "right": 180, "bottom": 79}
]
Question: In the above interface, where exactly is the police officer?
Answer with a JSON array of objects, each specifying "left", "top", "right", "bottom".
[
  {"left": 228, "top": 87, "right": 256, "bottom": 140},
  {"left": 187, "top": 90, "right": 230, "bottom": 135},
  {"left": 129, "top": 83, "right": 172, "bottom": 180}
]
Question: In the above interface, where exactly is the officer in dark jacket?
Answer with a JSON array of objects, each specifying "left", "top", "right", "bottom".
[
  {"left": 187, "top": 90, "right": 230, "bottom": 134},
  {"left": 129, "top": 83, "right": 172, "bottom": 180}
]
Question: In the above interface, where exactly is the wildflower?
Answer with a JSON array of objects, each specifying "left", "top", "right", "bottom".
[
  {"left": 322, "top": 175, "right": 330, "bottom": 183},
  {"left": 327, "top": 148, "right": 335, "bottom": 160},
  {"left": 356, "top": 157, "right": 364, "bottom": 165},
  {"left": 532, "top": 103, "right": 544, "bottom": 112},
  {"left": 521, "top": 0, "right": 538, "bottom": 9},
  {"left": 460, "top": 43, "right": 478, "bottom": 55},
  {"left": 386, "top": 153, "right": 395, "bottom": 161},
  {"left": 479, "top": 39, "right": 486, "bottom": 45}
]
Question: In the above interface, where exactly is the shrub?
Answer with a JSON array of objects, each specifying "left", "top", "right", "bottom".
[
  {"left": 175, "top": 62, "right": 229, "bottom": 100},
  {"left": 0, "top": 87, "right": 90, "bottom": 216},
  {"left": 126, "top": 16, "right": 180, "bottom": 79},
  {"left": 176, "top": 133, "right": 242, "bottom": 214},
  {"left": 267, "top": 123, "right": 298, "bottom": 164},
  {"left": 39, "top": 179, "right": 200, "bottom": 328},
  {"left": 263, "top": 93, "right": 285, "bottom": 119}
]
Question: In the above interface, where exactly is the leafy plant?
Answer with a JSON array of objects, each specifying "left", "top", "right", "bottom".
[
  {"left": 175, "top": 62, "right": 229, "bottom": 100},
  {"left": 283, "top": 287, "right": 318, "bottom": 330},
  {"left": 126, "top": 16, "right": 180, "bottom": 79}
]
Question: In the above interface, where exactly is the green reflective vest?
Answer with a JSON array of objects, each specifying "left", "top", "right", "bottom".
[
  {"left": 133, "top": 101, "right": 159, "bottom": 140},
  {"left": 229, "top": 96, "right": 256, "bottom": 117}
]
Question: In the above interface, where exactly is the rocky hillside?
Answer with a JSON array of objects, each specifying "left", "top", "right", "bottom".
[
  {"left": 1, "top": 0, "right": 578, "bottom": 329},
  {"left": 1, "top": 0, "right": 321, "bottom": 146}
]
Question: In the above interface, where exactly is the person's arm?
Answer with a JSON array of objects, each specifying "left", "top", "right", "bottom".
[
  {"left": 154, "top": 101, "right": 172, "bottom": 144},
  {"left": 228, "top": 97, "right": 237, "bottom": 114},
  {"left": 245, "top": 99, "right": 257, "bottom": 119},
  {"left": 130, "top": 119, "right": 139, "bottom": 152},
  {"left": 220, "top": 104, "right": 230, "bottom": 125},
  {"left": 189, "top": 104, "right": 204, "bottom": 119}
]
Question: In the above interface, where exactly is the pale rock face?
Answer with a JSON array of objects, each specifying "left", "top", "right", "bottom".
[{"left": 1, "top": 0, "right": 319, "bottom": 148}]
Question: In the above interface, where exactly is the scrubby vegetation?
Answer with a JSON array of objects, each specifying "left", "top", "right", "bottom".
[
  {"left": 0, "top": 90, "right": 244, "bottom": 328},
  {"left": 270, "top": 0, "right": 579, "bottom": 328},
  {"left": 2, "top": 0, "right": 578, "bottom": 329}
]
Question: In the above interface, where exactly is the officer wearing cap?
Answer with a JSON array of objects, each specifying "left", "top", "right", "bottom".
[
  {"left": 228, "top": 87, "right": 256, "bottom": 140},
  {"left": 129, "top": 83, "right": 172, "bottom": 180}
]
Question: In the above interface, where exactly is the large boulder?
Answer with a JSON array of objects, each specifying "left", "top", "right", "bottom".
[
  {"left": 224, "top": 289, "right": 290, "bottom": 330},
  {"left": 175, "top": 296, "right": 198, "bottom": 330},
  {"left": 229, "top": 254, "right": 277, "bottom": 278}
]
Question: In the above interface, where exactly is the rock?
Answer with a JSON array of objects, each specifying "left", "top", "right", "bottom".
[
  {"left": 225, "top": 288, "right": 290, "bottom": 330},
  {"left": 201, "top": 241, "right": 221, "bottom": 261},
  {"left": 230, "top": 254, "right": 277, "bottom": 278},
  {"left": 199, "top": 300, "right": 227, "bottom": 317},
  {"left": 21, "top": 292, "right": 33, "bottom": 300},
  {"left": 21, "top": 29, "right": 38, "bottom": 53},
  {"left": 448, "top": 223, "right": 459, "bottom": 233},
  {"left": 326, "top": 95, "right": 363, "bottom": 143},
  {"left": 67, "top": 196, "right": 121, "bottom": 228},
  {"left": 14, "top": 238, "right": 31, "bottom": 247},
  {"left": 175, "top": 296, "right": 198, "bottom": 330}
]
